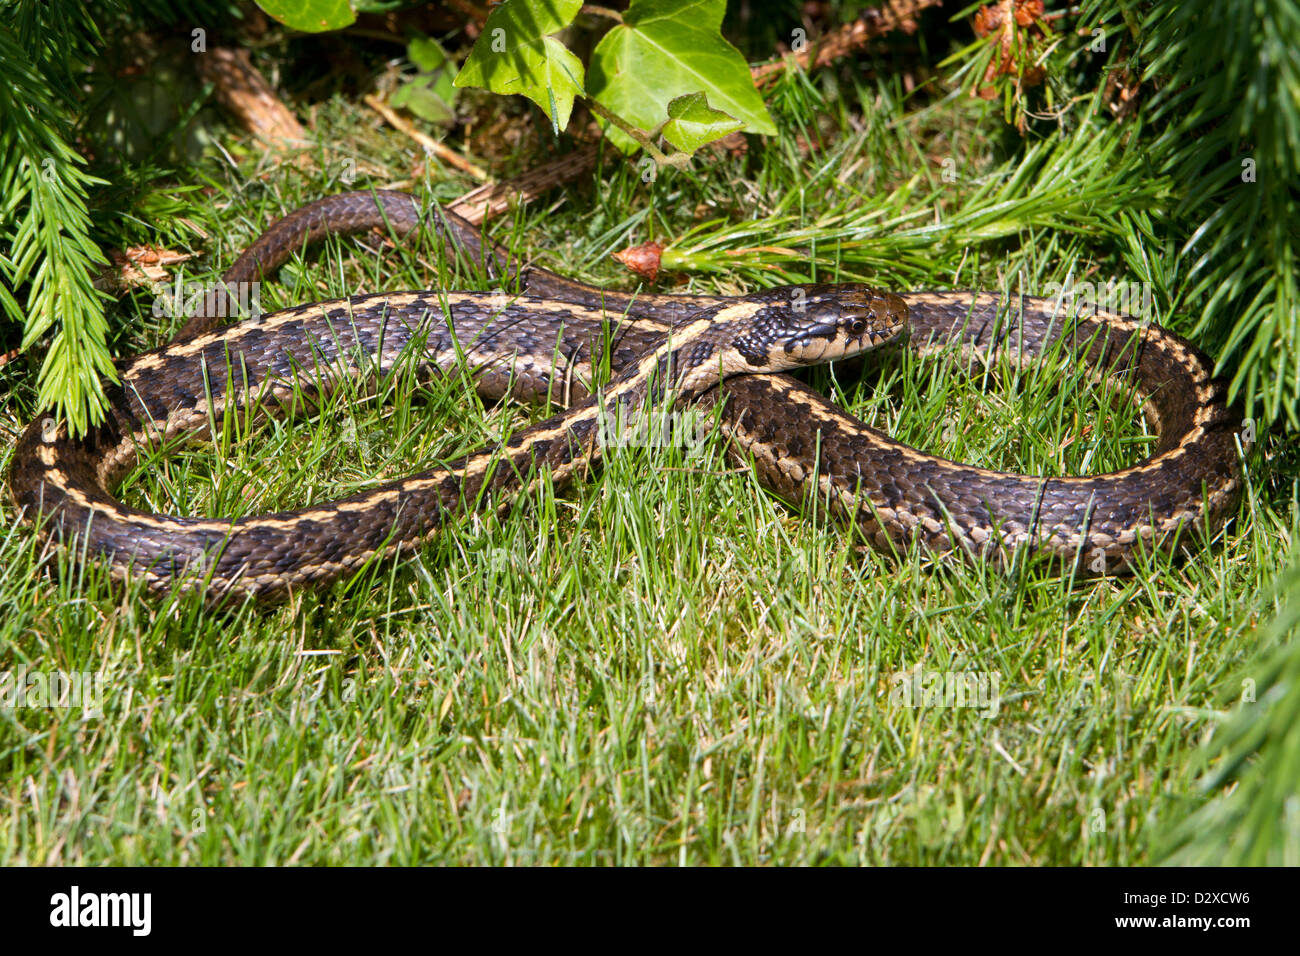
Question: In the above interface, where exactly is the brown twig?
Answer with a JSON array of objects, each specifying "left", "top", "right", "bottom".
[
  {"left": 447, "top": 147, "right": 599, "bottom": 225},
  {"left": 750, "top": 0, "right": 943, "bottom": 87},
  {"left": 444, "top": 0, "right": 490, "bottom": 25},
  {"left": 195, "top": 47, "right": 312, "bottom": 157},
  {"left": 93, "top": 247, "right": 196, "bottom": 294},
  {"left": 363, "top": 94, "right": 489, "bottom": 181}
]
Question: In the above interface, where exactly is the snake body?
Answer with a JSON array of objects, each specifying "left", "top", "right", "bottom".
[{"left": 9, "top": 191, "right": 1246, "bottom": 601}]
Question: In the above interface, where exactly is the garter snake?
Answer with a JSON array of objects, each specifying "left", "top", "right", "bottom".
[{"left": 8, "top": 191, "right": 1246, "bottom": 601}]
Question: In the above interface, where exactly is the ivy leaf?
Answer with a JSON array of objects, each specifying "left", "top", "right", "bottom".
[
  {"left": 662, "top": 92, "right": 743, "bottom": 153},
  {"left": 408, "top": 34, "right": 446, "bottom": 73},
  {"left": 256, "top": 0, "right": 357, "bottom": 33},
  {"left": 392, "top": 35, "right": 458, "bottom": 126},
  {"left": 453, "top": 0, "right": 585, "bottom": 133},
  {"left": 588, "top": 0, "right": 775, "bottom": 153}
]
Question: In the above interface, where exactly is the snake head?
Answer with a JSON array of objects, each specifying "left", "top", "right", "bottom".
[{"left": 732, "top": 283, "right": 909, "bottom": 368}]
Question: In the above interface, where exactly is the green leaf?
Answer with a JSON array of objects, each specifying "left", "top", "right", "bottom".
[
  {"left": 452, "top": 0, "right": 585, "bottom": 133},
  {"left": 255, "top": 0, "right": 357, "bottom": 32},
  {"left": 408, "top": 34, "right": 448, "bottom": 73},
  {"left": 661, "top": 92, "right": 743, "bottom": 153},
  {"left": 588, "top": 0, "right": 775, "bottom": 153},
  {"left": 393, "top": 35, "right": 458, "bottom": 126},
  {"left": 392, "top": 79, "right": 455, "bottom": 125}
]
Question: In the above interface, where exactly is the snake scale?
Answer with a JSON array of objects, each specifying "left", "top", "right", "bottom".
[{"left": 8, "top": 191, "right": 1247, "bottom": 602}]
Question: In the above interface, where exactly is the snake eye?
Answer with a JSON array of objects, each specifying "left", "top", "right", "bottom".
[{"left": 847, "top": 318, "right": 867, "bottom": 337}]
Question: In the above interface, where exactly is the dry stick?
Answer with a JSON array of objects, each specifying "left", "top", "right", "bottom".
[
  {"left": 444, "top": 0, "right": 490, "bottom": 24},
  {"left": 196, "top": 47, "right": 313, "bottom": 161},
  {"left": 751, "top": 0, "right": 943, "bottom": 87},
  {"left": 194, "top": 43, "right": 489, "bottom": 181},
  {"left": 447, "top": 147, "right": 599, "bottom": 225},
  {"left": 363, "top": 94, "right": 489, "bottom": 181}
]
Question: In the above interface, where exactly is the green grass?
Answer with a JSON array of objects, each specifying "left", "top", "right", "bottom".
[{"left": 0, "top": 66, "right": 1296, "bottom": 865}]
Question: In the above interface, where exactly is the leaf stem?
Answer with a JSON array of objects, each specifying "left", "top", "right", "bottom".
[
  {"left": 581, "top": 5, "right": 624, "bottom": 23},
  {"left": 586, "top": 97, "right": 688, "bottom": 168}
]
